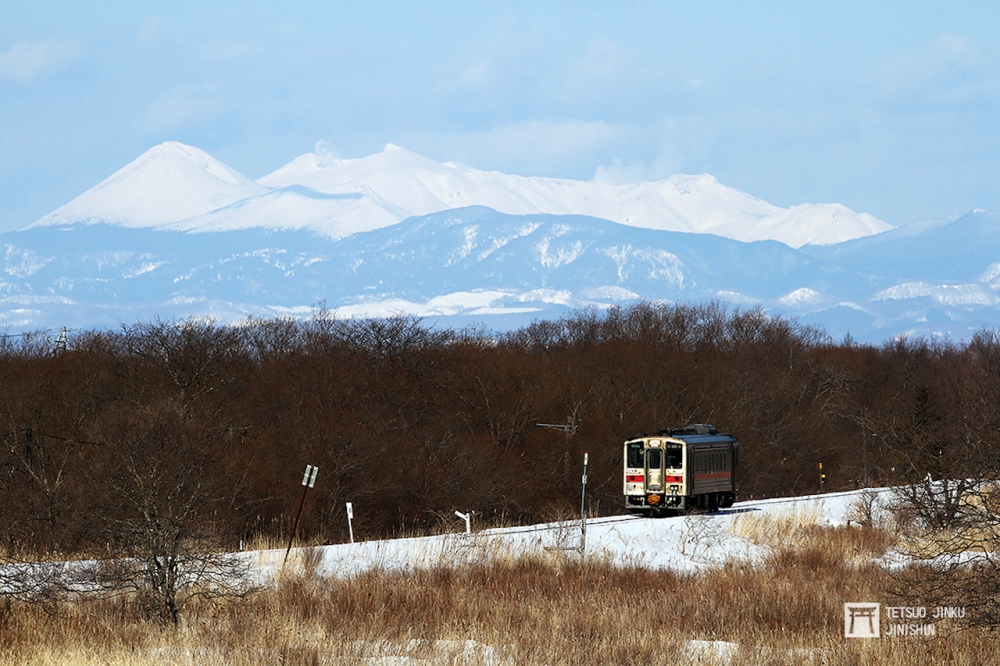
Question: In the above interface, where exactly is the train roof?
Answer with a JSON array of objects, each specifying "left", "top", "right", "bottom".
[{"left": 626, "top": 424, "right": 738, "bottom": 444}]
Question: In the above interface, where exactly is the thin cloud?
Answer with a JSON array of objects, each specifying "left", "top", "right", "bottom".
[
  {"left": 0, "top": 39, "right": 82, "bottom": 84},
  {"left": 144, "top": 84, "right": 229, "bottom": 132},
  {"left": 875, "top": 34, "right": 999, "bottom": 107},
  {"left": 409, "top": 120, "right": 632, "bottom": 176}
]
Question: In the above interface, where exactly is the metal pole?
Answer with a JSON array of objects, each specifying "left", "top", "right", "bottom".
[
  {"left": 284, "top": 485, "right": 308, "bottom": 564},
  {"left": 284, "top": 464, "right": 318, "bottom": 565}
]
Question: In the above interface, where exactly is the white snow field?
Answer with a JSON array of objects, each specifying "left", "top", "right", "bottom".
[
  {"left": 239, "top": 489, "right": 890, "bottom": 664},
  {"left": 30, "top": 142, "right": 890, "bottom": 248},
  {"left": 256, "top": 488, "right": 891, "bottom": 582}
]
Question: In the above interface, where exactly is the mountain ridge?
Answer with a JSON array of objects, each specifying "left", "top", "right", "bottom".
[
  {"left": 4, "top": 207, "right": 998, "bottom": 342},
  {"left": 29, "top": 141, "right": 891, "bottom": 248}
]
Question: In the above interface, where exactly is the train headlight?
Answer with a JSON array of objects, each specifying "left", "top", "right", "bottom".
[{"left": 670, "top": 485, "right": 679, "bottom": 495}]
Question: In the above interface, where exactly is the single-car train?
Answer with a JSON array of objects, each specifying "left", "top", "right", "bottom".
[{"left": 623, "top": 424, "right": 739, "bottom": 515}]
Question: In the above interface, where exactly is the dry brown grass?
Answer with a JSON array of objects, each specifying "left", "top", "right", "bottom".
[
  {"left": 0, "top": 522, "right": 995, "bottom": 665},
  {"left": 733, "top": 506, "right": 896, "bottom": 570}
]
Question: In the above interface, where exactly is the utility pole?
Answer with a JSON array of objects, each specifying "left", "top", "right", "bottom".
[
  {"left": 284, "top": 464, "right": 319, "bottom": 565},
  {"left": 537, "top": 416, "right": 579, "bottom": 489},
  {"left": 542, "top": 452, "right": 589, "bottom": 554},
  {"left": 537, "top": 416, "right": 587, "bottom": 553}
]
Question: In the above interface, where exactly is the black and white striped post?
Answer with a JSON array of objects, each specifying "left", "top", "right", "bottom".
[
  {"left": 284, "top": 464, "right": 319, "bottom": 565},
  {"left": 579, "top": 452, "right": 588, "bottom": 553}
]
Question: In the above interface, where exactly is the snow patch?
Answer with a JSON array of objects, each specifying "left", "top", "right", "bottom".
[
  {"left": 779, "top": 287, "right": 822, "bottom": 306},
  {"left": 537, "top": 237, "right": 584, "bottom": 268},
  {"left": 446, "top": 225, "right": 478, "bottom": 266},
  {"left": 3, "top": 245, "right": 51, "bottom": 278},
  {"left": 476, "top": 222, "right": 542, "bottom": 260},
  {"left": 580, "top": 286, "right": 641, "bottom": 300},
  {"left": 981, "top": 262, "right": 1000, "bottom": 285},
  {"left": 715, "top": 290, "right": 759, "bottom": 304},
  {"left": 873, "top": 282, "right": 998, "bottom": 306},
  {"left": 123, "top": 262, "right": 167, "bottom": 278}
]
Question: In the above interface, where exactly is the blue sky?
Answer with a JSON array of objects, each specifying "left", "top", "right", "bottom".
[{"left": 2, "top": 1, "right": 999, "bottom": 233}]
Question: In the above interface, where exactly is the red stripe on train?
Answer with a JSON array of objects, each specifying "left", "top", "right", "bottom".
[{"left": 693, "top": 471, "right": 732, "bottom": 480}]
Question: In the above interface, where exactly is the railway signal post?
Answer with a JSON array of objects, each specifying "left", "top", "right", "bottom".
[{"left": 284, "top": 464, "right": 319, "bottom": 565}]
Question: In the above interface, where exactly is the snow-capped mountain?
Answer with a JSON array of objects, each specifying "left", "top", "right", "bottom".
[
  {"left": 16, "top": 140, "right": 999, "bottom": 343},
  {"left": 33, "top": 142, "right": 269, "bottom": 228},
  {"left": 259, "top": 144, "right": 889, "bottom": 247},
  {"left": 4, "top": 206, "right": 1000, "bottom": 342},
  {"left": 29, "top": 142, "right": 890, "bottom": 247}
]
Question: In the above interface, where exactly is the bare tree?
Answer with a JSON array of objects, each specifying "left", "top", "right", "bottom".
[
  {"left": 85, "top": 400, "right": 255, "bottom": 624},
  {"left": 886, "top": 332, "right": 1000, "bottom": 629}
]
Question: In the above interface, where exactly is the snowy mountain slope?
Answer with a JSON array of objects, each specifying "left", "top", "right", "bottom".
[
  {"left": 803, "top": 210, "right": 1000, "bottom": 284},
  {"left": 3, "top": 206, "right": 998, "bottom": 342},
  {"left": 30, "top": 142, "right": 268, "bottom": 228},
  {"left": 28, "top": 142, "right": 890, "bottom": 248},
  {"left": 259, "top": 144, "right": 891, "bottom": 247},
  {"left": 160, "top": 185, "right": 401, "bottom": 239},
  {"left": 795, "top": 210, "right": 1000, "bottom": 337},
  {"left": 320, "top": 206, "right": 832, "bottom": 301},
  {"left": 1, "top": 210, "right": 827, "bottom": 329}
]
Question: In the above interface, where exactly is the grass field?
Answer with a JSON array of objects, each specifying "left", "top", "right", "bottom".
[{"left": 2, "top": 507, "right": 995, "bottom": 665}]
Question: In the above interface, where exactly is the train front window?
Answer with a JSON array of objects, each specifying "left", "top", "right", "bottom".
[
  {"left": 647, "top": 448, "right": 662, "bottom": 470},
  {"left": 664, "top": 444, "right": 682, "bottom": 469},
  {"left": 627, "top": 442, "right": 644, "bottom": 468}
]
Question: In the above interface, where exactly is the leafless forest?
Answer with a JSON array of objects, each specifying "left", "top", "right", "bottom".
[{"left": 3, "top": 301, "right": 999, "bottom": 559}]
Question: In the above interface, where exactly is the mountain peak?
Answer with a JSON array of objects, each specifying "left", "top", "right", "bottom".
[
  {"left": 28, "top": 142, "right": 266, "bottom": 229},
  {"left": 31, "top": 141, "right": 892, "bottom": 247}
]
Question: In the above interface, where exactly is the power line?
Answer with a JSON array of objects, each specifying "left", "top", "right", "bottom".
[{"left": 0, "top": 427, "right": 104, "bottom": 447}]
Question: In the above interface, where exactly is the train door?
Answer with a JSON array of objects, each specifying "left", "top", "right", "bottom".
[
  {"left": 664, "top": 442, "right": 683, "bottom": 497},
  {"left": 646, "top": 442, "right": 663, "bottom": 492}
]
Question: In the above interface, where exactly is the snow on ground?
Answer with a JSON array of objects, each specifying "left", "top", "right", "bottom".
[{"left": 256, "top": 488, "right": 893, "bottom": 582}]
